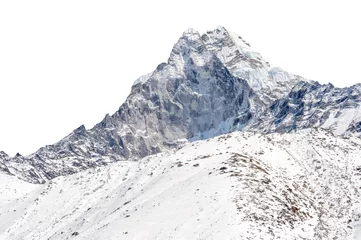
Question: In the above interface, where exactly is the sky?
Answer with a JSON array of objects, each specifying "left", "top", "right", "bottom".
[{"left": 0, "top": 0, "right": 360, "bottom": 156}]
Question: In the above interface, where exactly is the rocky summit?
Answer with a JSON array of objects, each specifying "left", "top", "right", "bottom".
[{"left": 1, "top": 26, "right": 361, "bottom": 186}]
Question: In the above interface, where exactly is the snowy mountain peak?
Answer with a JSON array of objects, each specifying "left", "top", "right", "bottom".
[
  {"left": 2, "top": 27, "right": 361, "bottom": 184},
  {"left": 182, "top": 27, "right": 200, "bottom": 36},
  {"left": 204, "top": 25, "right": 252, "bottom": 49},
  {"left": 168, "top": 26, "right": 277, "bottom": 92}
]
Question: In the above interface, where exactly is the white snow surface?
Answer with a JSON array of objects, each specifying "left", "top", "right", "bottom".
[{"left": 1, "top": 129, "right": 361, "bottom": 240}]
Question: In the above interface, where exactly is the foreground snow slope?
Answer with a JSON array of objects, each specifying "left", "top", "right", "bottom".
[{"left": 1, "top": 129, "right": 361, "bottom": 240}]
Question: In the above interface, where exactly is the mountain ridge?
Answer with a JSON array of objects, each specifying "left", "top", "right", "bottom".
[{"left": 1, "top": 128, "right": 360, "bottom": 239}]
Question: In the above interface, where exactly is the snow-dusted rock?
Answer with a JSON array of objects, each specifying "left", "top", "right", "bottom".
[
  {"left": 0, "top": 151, "right": 10, "bottom": 174},
  {"left": 254, "top": 81, "right": 361, "bottom": 134}
]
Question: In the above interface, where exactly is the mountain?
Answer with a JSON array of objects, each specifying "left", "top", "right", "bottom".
[
  {"left": 1, "top": 129, "right": 361, "bottom": 239},
  {"left": 2, "top": 26, "right": 361, "bottom": 184},
  {"left": 2, "top": 26, "right": 361, "bottom": 240}
]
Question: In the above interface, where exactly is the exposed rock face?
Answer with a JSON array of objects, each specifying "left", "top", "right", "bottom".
[
  {"left": 0, "top": 151, "right": 8, "bottom": 160},
  {"left": 3, "top": 26, "right": 361, "bottom": 183},
  {"left": 253, "top": 81, "right": 361, "bottom": 134},
  {"left": 0, "top": 151, "right": 11, "bottom": 174}
]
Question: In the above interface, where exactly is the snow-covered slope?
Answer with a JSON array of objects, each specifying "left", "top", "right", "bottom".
[
  {"left": 2, "top": 26, "right": 361, "bottom": 185},
  {"left": 1, "top": 129, "right": 361, "bottom": 240}
]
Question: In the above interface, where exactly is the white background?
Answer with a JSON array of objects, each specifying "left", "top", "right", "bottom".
[{"left": 0, "top": 0, "right": 360, "bottom": 156}]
